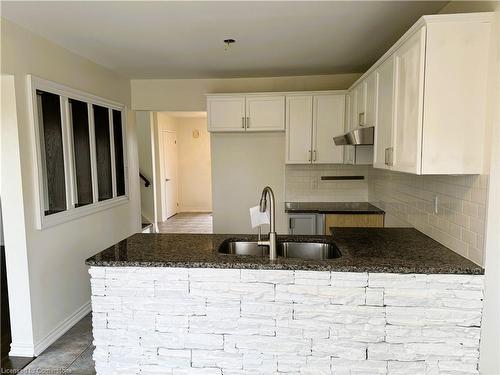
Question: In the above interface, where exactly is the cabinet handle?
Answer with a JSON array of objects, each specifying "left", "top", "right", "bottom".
[
  {"left": 289, "top": 218, "right": 294, "bottom": 229},
  {"left": 241, "top": 117, "right": 245, "bottom": 129},
  {"left": 308, "top": 150, "right": 312, "bottom": 162},
  {"left": 359, "top": 112, "right": 365, "bottom": 126},
  {"left": 384, "top": 148, "right": 389, "bottom": 165},
  {"left": 313, "top": 150, "right": 317, "bottom": 162}
]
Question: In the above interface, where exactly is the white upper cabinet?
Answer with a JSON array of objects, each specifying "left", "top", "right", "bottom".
[
  {"left": 361, "top": 12, "right": 492, "bottom": 175},
  {"left": 344, "top": 75, "right": 375, "bottom": 166},
  {"left": 343, "top": 91, "right": 356, "bottom": 165},
  {"left": 207, "top": 94, "right": 285, "bottom": 132},
  {"left": 364, "top": 73, "right": 377, "bottom": 128},
  {"left": 373, "top": 56, "right": 395, "bottom": 170},
  {"left": 392, "top": 28, "right": 426, "bottom": 174},
  {"left": 313, "top": 95, "right": 345, "bottom": 164},
  {"left": 207, "top": 96, "right": 246, "bottom": 132},
  {"left": 286, "top": 96, "right": 313, "bottom": 164},
  {"left": 245, "top": 95, "right": 285, "bottom": 131},
  {"left": 353, "top": 82, "right": 366, "bottom": 127},
  {"left": 286, "top": 93, "right": 345, "bottom": 164}
]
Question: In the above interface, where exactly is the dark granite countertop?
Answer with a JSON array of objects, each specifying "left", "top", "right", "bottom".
[
  {"left": 85, "top": 228, "right": 482, "bottom": 275},
  {"left": 285, "top": 202, "right": 385, "bottom": 214}
]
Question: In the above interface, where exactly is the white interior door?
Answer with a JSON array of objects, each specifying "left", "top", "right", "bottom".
[{"left": 162, "top": 131, "right": 178, "bottom": 220}]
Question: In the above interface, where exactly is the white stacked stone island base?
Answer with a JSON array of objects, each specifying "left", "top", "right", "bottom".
[{"left": 89, "top": 267, "right": 484, "bottom": 375}]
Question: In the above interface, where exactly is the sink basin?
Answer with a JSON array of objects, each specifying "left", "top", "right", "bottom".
[
  {"left": 218, "top": 239, "right": 341, "bottom": 260},
  {"left": 218, "top": 241, "right": 269, "bottom": 256},
  {"left": 278, "top": 241, "right": 341, "bottom": 260}
]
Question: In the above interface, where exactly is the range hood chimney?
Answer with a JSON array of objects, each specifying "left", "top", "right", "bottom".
[{"left": 333, "top": 126, "right": 374, "bottom": 146}]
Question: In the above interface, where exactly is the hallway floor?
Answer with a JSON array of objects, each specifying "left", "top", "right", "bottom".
[
  {"left": 157, "top": 212, "right": 213, "bottom": 233},
  {"left": 19, "top": 313, "right": 94, "bottom": 374}
]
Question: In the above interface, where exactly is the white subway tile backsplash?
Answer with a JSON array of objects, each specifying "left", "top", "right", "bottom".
[
  {"left": 285, "top": 164, "right": 487, "bottom": 266},
  {"left": 368, "top": 169, "right": 488, "bottom": 266},
  {"left": 285, "top": 164, "right": 369, "bottom": 202}
]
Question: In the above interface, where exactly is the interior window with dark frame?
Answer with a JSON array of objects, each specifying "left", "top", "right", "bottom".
[
  {"left": 69, "top": 98, "right": 93, "bottom": 207},
  {"left": 93, "top": 104, "right": 113, "bottom": 201},
  {"left": 36, "top": 90, "right": 67, "bottom": 215},
  {"left": 112, "top": 109, "right": 126, "bottom": 196}
]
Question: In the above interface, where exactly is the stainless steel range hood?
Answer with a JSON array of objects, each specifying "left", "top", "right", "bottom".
[{"left": 333, "top": 126, "right": 374, "bottom": 146}]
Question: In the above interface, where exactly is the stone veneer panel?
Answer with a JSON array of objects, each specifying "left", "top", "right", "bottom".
[{"left": 90, "top": 267, "right": 484, "bottom": 375}]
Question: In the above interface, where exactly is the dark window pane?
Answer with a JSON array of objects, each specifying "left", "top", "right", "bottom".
[
  {"left": 113, "top": 110, "right": 126, "bottom": 196},
  {"left": 37, "top": 90, "right": 66, "bottom": 215},
  {"left": 69, "top": 99, "right": 93, "bottom": 207},
  {"left": 93, "top": 105, "right": 112, "bottom": 201}
]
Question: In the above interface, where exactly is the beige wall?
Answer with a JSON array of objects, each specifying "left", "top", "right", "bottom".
[
  {"left": 176, "top": 117, "right": 212, "bottom": 212},
  {"left": 211, "top": 132, "right": 287, "bottom": 234},
  {"left": 1, "top": 18, "right": 140, "bottom": 355},
  {"left": 131, "top": 73, "right": 361, "bottom": 111}
]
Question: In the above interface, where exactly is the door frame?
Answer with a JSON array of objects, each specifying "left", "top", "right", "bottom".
[{"left": 159, "top": 129, "right": 178, "bottom": 222}]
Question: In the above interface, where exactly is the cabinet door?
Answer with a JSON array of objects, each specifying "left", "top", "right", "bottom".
[
  {"left": 343, "top": 91, "right": 355, "bottom": 164},
  {"left": 245, "top": 95, "right": 285, "bottom": 131},
  {"left": 286, "top": 96, "right": 313, "bottom": 164},
  {"left": 354, "top": 82, "right": 367, "bottom": 127},
  {"left": 373, "top": 56, "right": 395, "bottom": 169},
  {"left": 288, "top": 214, "right": 316, "bottom": 235},
  {"left": 365, "top": 73, "right": 377, "bottom": 128},
  {"left": 326, "top": 214, "right": 385, "bottom": 229},
  {"left": 392, "top": 28, "right": 426, "bottom": 174},
  {"left": 312, "top": 94, "right": 345, "bottom": 164},
  {"left": 207, "top": 96, "right": 246, "bottom": 132}
]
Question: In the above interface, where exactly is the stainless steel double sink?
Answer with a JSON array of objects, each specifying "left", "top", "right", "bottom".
[{"left": 218, "top": 240, "right": 341, "bottom": 260}]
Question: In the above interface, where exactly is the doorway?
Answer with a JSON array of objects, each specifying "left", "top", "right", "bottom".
[
  {"left": 136, "top": 111, "right": 213, "bottom": 233},
  {"left": 161, "top": 130, "right": 178, "bottom": 221}
]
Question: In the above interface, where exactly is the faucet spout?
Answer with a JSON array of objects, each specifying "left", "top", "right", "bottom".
[{"left": 257, "top": 186, "right": 277, "bottom": 260}]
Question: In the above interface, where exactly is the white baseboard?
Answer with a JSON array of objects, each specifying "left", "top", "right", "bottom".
[
  {"left": 9, "top": 342, "right": 35, "bottom": 357},
  {"left": 32, "top": 300, "right": 91, "bottom": 356}
]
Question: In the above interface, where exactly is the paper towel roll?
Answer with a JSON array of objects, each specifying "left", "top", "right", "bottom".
[{"left": 249, "top": 205, "right": 270, "bottom": 229}]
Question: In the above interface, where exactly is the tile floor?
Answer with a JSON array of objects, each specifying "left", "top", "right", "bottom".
[
  {"left": 157, "top": 212, "right": 213, "bottom": 233},
  {"left": 19, "top": 313, "right": 95, "bottom": 374}
]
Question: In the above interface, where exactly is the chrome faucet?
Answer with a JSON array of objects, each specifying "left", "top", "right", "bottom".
[{"left": 257, "top": 186, "right": 277, "bottom": 260}]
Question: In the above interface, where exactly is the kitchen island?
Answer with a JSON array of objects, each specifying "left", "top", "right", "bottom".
[{"left": 86, "top": 229, "right": 484, "bottom": 375}]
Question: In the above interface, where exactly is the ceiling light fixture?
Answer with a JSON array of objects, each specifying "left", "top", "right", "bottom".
[{"left": 223, "top": 38, "right": 236, "bottom": 51}]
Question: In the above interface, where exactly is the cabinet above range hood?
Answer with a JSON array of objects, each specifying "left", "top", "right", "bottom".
[{"left": 333, "top": 126, "right": 374, "bottom": 146}]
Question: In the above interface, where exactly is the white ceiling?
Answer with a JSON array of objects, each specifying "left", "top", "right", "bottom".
[{"left": 1, "top": 1, "right": 447, "bottom": 79}]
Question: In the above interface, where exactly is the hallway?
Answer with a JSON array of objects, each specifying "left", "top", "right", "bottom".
[{"left": 157, "top": 212, "right": 213, "bottom": 234}]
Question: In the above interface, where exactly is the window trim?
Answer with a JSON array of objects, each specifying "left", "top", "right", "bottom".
[{"left": 27, "top": 75, "right": 129, "bottom": 230}]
